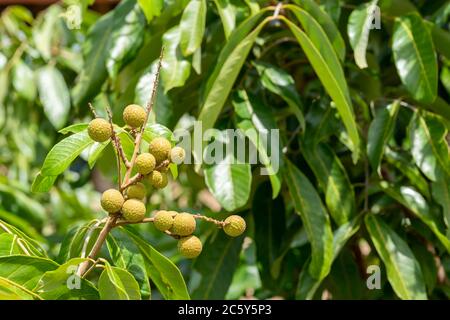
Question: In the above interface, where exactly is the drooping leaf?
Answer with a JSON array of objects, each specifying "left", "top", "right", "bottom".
[
  {"left": 365, "top": 214, "right": 427, "bottom": 300},
  {"left": 204, "top": 131, "right": 252, "bottom": 212},
  {"left": 12, "top": 60, "right": 36, "bottom": 101},
  {"left": 180, "top": 0, "right": 207, "bottom": 56},
  {"left": 392, "top": 13, "right": 437, "bottom": 103},
  {"left": 380, "top": 183, "right": 450, "bottom": 253},
  {"left": 192, "top": 230, "right": 244, "bottom": 299},
  {"left": 301, "top": 141, "right": 355, "bottom": 226},
  {"left": 0, "top": 255, "right": 58, "bottom": 290},
  {"left": 232, "top": 90, "right": 282, "bottom": 198},
  {"left": 252, "top": 182, "right": 285, "bottom": 285},
  {"left": 98, "top": 263, "right": 141, "bottom": 300},
  {"left": 290, "top": 0, "right": 345, "bottom": 61},
  {"left": 36, "top": 66, "right": 71, "bottom": 130},
  {"left": 213, "top": 0, "right": 237, "bottom": 38},
  {"left": 253, "top": 61, "right": 304, "bottom": 129},
  {"left": 34, "top": 258, "right": 99, "bottom": 300},
  {"left": 285, "top": 160, "right": 333, "bottom": 280},
  {"left": 409, "top": 112, "right": 450, "bottom": 181},
  {"left": 367, "top": 101, "right": 400, "bottom": 175},
  {"left": 296, "top": 215, "right": 361, "bottom": 299},
  {"left": 161, "top": 26, "right": 191, "bottom": 92},
  {"left": 282, "top": 11, "right": 360, "bottom": 160},
  {"left": 431, "top": 174, "right": 450, "bottom": 234},
  {"left": 121, "top": 226, "right": 190, "bottom": 300},
  {"left": 0, "top": 219, "right": 47, "bottom": 257},
  {"left": 347, "top": 0, "right": 379, "bottom": 68}
]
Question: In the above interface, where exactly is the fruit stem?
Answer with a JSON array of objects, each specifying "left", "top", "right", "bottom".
[{"left": 106, "top": 106, "right": 130, "bottom": 169}]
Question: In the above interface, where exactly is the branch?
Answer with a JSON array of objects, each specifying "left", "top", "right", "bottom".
[
  {"left": 88, "top": 102, "right": 98, "bottom": 118},
  {"left": 122, "top": 47, "right": 164, "bottom": 186},
  {"left": 121, "top": 173, "right": 144, "bottom": 191},
  {"left": 192, "top": 214, "right": 227, "bottom": 227},
  {"left": 115, "top": 217, "right": 154, "bottom": 227}
]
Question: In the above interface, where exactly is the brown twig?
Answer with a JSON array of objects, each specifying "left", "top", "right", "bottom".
[
  {"left": 192, "top": 214, "right": 227, "bottom": 227},
  {"left": 88, "top": 103, "right": 98, "bottom": 118},
  {"left": 115, "top": 217, "right": 155, "bottom": 227},
  {"left": 121, "top": 173, "right": 144, "bottom": 191},
  {"left": 106, "top": 107, "right": 130, "bottom": 169}
]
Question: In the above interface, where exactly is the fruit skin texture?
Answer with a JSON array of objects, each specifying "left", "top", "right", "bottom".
[
  {"left": 101, "top": 189, "right": 124, "bottom": 213},
  {"left": 178, "top": 235, "right": 202, "bottom": 259},
  {"left": 153, "top": 210, "right": 175, "bottom": 232},
  {"left": 223, "top": 215, "right": 246, "bottom": 237},
  {"left": 121, "top": 199, "right": 146, "bottom": 222},
  {"left": 88, "top": 118, "right": 112, "bottom": 142},
  {"left": 149, "top": 170, "right": 168, "bottom": 189},
  {"left": 171, "top": 213, "right": 196, "bottom": 236},
  {"left": 123, "top": 104, "right": 146, "bottom": 128},
  {"left": 149, "top": 137, "right": 172, "bottom": 163},
  {"left": 126, "top": 183, "right": 146, "bottom": 200},
  {"left": 170, "top": 146, "right": 186, "bottom": 164},
  {"left": 135, "top": 153, "right": 156, "bottom": 175}
]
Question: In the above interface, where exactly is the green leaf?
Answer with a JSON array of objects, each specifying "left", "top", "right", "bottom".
[
  {"left": 232, "top": 90, "right": 281, "bottom": 198},
  {"left": 98, "top": 263, "right": 141, "bottom": 300},
  {"left": 213, "top": 0, "right": 237, "bottom": 38},
  {"left": 252, "top": 182, "right": 285, "bottom": 284},
  {"left": 106, "top": 3, "right": 145, "bottom": 79},
  {"left": 196, "top": 16, "right": 270, "bottom": 164},
  {"left": 367, "top": 101, "right": 400, "bottom": 175},
  {"left": 282, "top": 11, "right": 360, "bottom": 161},
  {"left": 380, "top": 183, "right": 450, "bottom": 253},
  {"left": 285, "top": 160, "right": 333, "bottom": 280},
  {"left": 365, "top": 214, "right": 427, "bottom": 300},
  {"left": 204, "top": 131, "right": 252, "bottom": 212},
  {"left": 34, "top": 258, "right": 99, "bottom": 300},
  {"left": 0, "top": 219, "right": 47, "bottom": 257},
  {"left": 143, "top": 123, "right": 175, "bottom": 143},
  {"left": 409, "top": 112, "right": 450, "bottom": 181},
  {"left": 0, "top": 233, "right": 29, "bottom": 256},
  {"left": 192, "top": 231, "right": 244, "bottom": 299},
  {"left": 0, "top": 255, "right": 58, "bottom": 290},
  {"left": 40, "top": 130, "right": 94, "bottom": 176},
  {"left": 58, "top": 123, "right": 89, "bottom": 134},
  {"left": 392, "top": 13, "right": 437, "bottom": 103},
  {"left": 347, "top": 0, "right": 379, "bottom": 68},
  {"left": 0, "top": 276, "right": 42, "bottom": 300},
  {"left": 72, "top": 0, "right": 134, "bottom": 107},
  {"left": 87, "top": 141, "right": 110, "bottom": 169},
  {"left": 180, "top": 0, "right": 207, "bottom": 56},
  {"left": 290, "top": 0, "right": 345, "bottom": 61},
  {"left": 31, "top": 173, "right": 57, "bottom": 193},
  {"left": 106, "top": 230, "right": 151, "bottom": 298},
  {"left": 138, "top": 0, "right": 163, "bottom": 22},
  {"left": 12, "top": 60, "right": 36, "bottom": 101},
  {"left": 161, "top": 26, "right": 191, "bottom": 92},
  {"left": 431, "top": 174, "right": 450, "bottom": 234},
  {"left": 36, "top": 66, "right": 71, "bottom": 130},
  {"left": 121, "top": 226, "right": 190, "bottom": 300},
  {"left": 253, "top": 61, "right": 304, "bottom": 129},
  {"left": 301, "top": 141, "right": 355, "bottom": 226},
  {"left": 296, "top": 215, "right": 361, "bottom": 299}
]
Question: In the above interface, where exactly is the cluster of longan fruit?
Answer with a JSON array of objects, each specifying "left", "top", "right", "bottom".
[{"left": 87, "top": 104, "right": 246, "bottom": 259}]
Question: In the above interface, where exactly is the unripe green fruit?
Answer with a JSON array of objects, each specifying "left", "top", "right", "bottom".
[
  {"left": 223, "top": 215, "right": 246, "bottom": 237},
  {"left": 178, "top": 235, "right": 202, "bottom": 259},
  {"left": 170, "top": 146, "right": 186, "bottom": 164},
  {"left": 135, "top": 153, "right": 156, "bottom": 175},
  {"left": 171, "top": 213, "right": 196, "bottom": 236},
  {"left": 121, "top": 199, "right": 146, "bottom": 222},
  {"left": 149, "top": 137, "right": 172, "bottom": 163},
  {"left": 149, "top": 170, "right": 168, "bottom": 189},
  {"left": 101, "top": 189, "right": 124, "bottom": 213},
  {"left": 126, "top": 183, "right": 146, "bottom": 200},
  {"left": 153, "top": 210, "right": 175, "bottom": 232},
  {"left": 123, "top": 104, "right": 146, "bottom": 128},
  {"left": 88, "top": 118, "right": 112, "bottom": 142}
]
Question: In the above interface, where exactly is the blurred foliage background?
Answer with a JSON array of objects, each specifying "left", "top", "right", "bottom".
[{"left": 1, "top": 0, "right": 450, "bottom": 300}]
